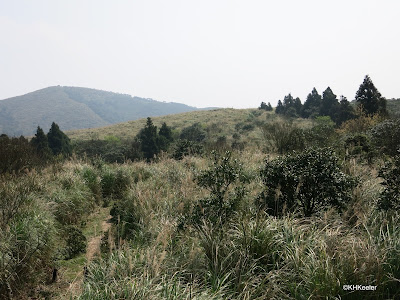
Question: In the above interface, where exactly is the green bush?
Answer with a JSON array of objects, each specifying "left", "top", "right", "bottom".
[
  {"left": 100, "top": 168, "right": 130, "bottom": 200},
  {"left": 82, "top": 167, "right": 102, "bottom": 204},
  {"left": 64, "top": 225, "right": 87, "bottom": 259},
  {"left": 258, "top": 148, "right": 356, "bottom": 217},
  {"left": 0, "top": 177, "right": 56, "bottom": 299},
  {"left": 172, "top": 139, "right": 204, "bottom": 160},
  {"left": 369, "top": 118, "right": 400, "bottom": 156},
  {"left": 262, "top": 121, "right": 305, "bottom": 154},
  {"left": 305, "top": 116, "right": 337, "bottom": 148},
  {"left": 190, "top": 151, "right": 249, "bottom": 226},
  {"left": 378, "top": 156, "right": 400, "bottom": 211}
]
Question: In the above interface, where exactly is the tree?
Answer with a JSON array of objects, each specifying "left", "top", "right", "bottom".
[
  {"left": 355, "top": 75, "right": 387, "bottom": 115},
  {"left": 320, "top": 87, "right": 339, "bottom": 120},
  {"left": 47, "top": 122, "right": 72, "bottom": 156},
  {"left": 158, "top": 122, "right": 174, "bottom": 151},
  {"left": 30, "top": 126, "right": 52, "bottom": 159},
  {"left": 137, "top": 117, "right": 159, "bottom": 160},
  {"left": 259, "top": 101, "right": 267, "bottom": 110},
  {"left": 275, "top": 94, "right": 303, "bottom": 117},
  {"left": 259, "top": 102, "right": 273, "bottom": 111},
  {"left": 335, "top": 96, "right": 355, "bottom": 126},
  {"left": 275, "top": 100, "right": 284, "bottom": 114},
  {"left": 302, "top": 88, "right": 321, "bottom": 118}
]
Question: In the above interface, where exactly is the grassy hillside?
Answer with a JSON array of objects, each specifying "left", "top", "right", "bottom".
[
  {"left": 0, "top": 86, "right": 204, "bottom": 136},
  {"left": 67, "top": 108, "right": 312, "bottom": 146}
]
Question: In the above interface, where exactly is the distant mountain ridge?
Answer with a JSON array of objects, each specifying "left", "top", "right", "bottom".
[{"left": 0, "top": 86, "right": 210, "bottom": 136}]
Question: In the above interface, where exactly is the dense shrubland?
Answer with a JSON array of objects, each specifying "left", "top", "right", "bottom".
[{"left": 1, "top": 76, "right": 400, "bottom": 299}]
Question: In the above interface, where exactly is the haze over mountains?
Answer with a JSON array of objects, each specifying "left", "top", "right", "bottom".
[{"left": 0, "top": 86, "right": 210, "bottom": 136}]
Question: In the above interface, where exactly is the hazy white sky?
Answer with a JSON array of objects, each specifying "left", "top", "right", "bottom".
[{"left": 1, "top": 0, "right": 399, "bottom": 108}]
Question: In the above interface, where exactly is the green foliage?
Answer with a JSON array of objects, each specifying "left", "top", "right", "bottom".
[
  {"left": 0, "top": 176, "right": 56, "bottom": 299},
  {"left": 137, "top": 117, "right": 160, "bottom": 161},
  {"left": 369, "top": 118, "right": 400, "bottom": 156},
  {"left": 275, "top": 94, "right": 302, "bottom": 118},
  {"left": 259, "top": 101, "right": 273, "bottom": 111},
  {"left": 262, "top": 121, "right": 305, "bottom": 154},
  {"left": 258, "top": 148, "right": 356, "bottom": 217},
  {"left": 344, "top": 134, "right": 375, "bottom": 161},
  {"left": 305, "top": 116, "right": 337, "bottom": 148},
  {"left": 100, "top": 168, "right": 131, "bottom": 200},
  {"left": 378, "top": 156, "right": 400, "bottom": 211},
  {"left": 172, "top": 139, "right": 204, "bottom": 160},
  {"left": 30, "top": 126, "right": 52, "bottom": 160},
  {"left": 190, "top": 151, "right": 248, "bottom": 226},
  {"left": 0, "top": 135, "right": 41, "bottom": 174},
  {"left": 63, "top": 225, "right": 87, "bottom": 259},
  {"left": 320, "top": 87, "right": 339, "bottom": 120},
  {"left": 302, "top": 88, "right": 322, "bottom": 118},
  {"left": 158, "top": 122, "right": 174, "bottom": 151},
  {"left": 47, "top": 122, "right": 72, "bottom": 156},
  {"left": 82, "top": 166, "right": 102, "bottom": 204},
  {"left": 356, "top": 75, "right": 387, "bottom": 115},
  {"left": 335, "top": 96, "right": 356, "bottom": 126},
  {"left": 180, "top": 122, "right": 206, "bottom": 142},
  {"left": 73, "top": 139, "right": 132, "bottom": 163}
]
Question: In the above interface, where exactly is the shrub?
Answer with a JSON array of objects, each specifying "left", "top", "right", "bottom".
[
  {"left": 190, "top": 151, "right": 249, "bottom": 226},
  {"left": 172, "top": 139, "right": 203, "bottom": 160},
  {"left": 262, "top": 121, "right": 305, "bottom": 154},
  {"left": 369, "top": 118, "right": 400, "bottom": 156},
  {"left": 63, "top": 225, "right": 87, "bottom": 259},
  {"left": 305, "top": 116, "right": 337, "bottom": 148},
  {"left": 100, "top": 168, "right": 130, "bottom": 200},
  {"left": 180, "top": 123, "right": 206, "bottom": 143},
  {"left": 258, "top": 148, "right": 356, "bottom": 217},
  {"left": 0, "top": 135, "right": 41, "bottom": 174},
  {"left": 0, "top": 177, "right": 56, "bottom": 299},
  {"left": 378, "top": 156, "right": 400, "bottom": 211}
]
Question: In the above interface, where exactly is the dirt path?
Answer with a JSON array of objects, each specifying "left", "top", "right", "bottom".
[
  {"left": 86, "top": 215, "right": 112, "bottom": 262},
  {"left": 56, "top": 208, "right": 112, "bottom": 299}
]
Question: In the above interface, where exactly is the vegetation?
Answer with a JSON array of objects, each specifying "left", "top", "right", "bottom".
[{"left": 1, "top": 76, "right": 399, "bottom": 299}]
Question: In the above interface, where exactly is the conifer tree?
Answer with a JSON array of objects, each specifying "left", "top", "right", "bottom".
[
  {"left": 275, "top": 100, "right": 284, "bottom": 114},
  {"left": 302, "top": 88, "right": 321, "bottom": 118},
  {"left": 320, "top": 87, "right": 339, "bottom": 120},
  {"left": 138, "top": 117, "right": 159, "bottom": 160},
  {"left": 31, "top": 126, "right": 52, "bottom": 159},
  {"left": 47, "top": 122, "right": 72, "bottom": 156},
  {"left": 336, "top": 96, "right": 355, "bottom": 126},
  {"left": 158, "top": 122, "right": 173, "bottom": 151},
  {"left": 355, "top": 75, "right": 387, "bottom": 115}
]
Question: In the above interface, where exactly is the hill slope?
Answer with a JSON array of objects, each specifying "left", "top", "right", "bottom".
[{"left": 0, "top": 86, "right": 204, "bottom": 136}]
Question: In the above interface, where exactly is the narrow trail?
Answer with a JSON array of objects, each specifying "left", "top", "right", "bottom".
[
  {"left": 86, "top": 215, "right": 112, "bottom": 262},
  {"left": 55, "top": 208, "right": 112, "bottom": 299}
]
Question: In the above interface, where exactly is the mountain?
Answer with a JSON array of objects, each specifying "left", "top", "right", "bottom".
[{"left": 0, "top": 86, "right": 209, "bottom": 136}]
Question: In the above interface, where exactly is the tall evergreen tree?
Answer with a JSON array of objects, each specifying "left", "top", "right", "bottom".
[
  {"left": 158, "top": 122, "right": 173, "bottom": 151},
  {"left": 138, "top": 117, "right": 159, "bottom": 160},
  {"left": 302, "top": 88, "right": 322, "bottom": 118},
  {"left": 30, "top": 126, "right": 52, "bottom": 159},
  {"left": 320, "top": 87, "right": 339, "bottom": 120},
  {"left": 47, "top": 122, "right": 72, "bottom": 156},
  {"left": 355, "top": 75, "right": 387, "bottom": 115},
  {"left": 336, "top": 96, "right": 356, "bottom": 126},
  {"left": 275, "top": 100, "right": 284, "bottom": 114}
]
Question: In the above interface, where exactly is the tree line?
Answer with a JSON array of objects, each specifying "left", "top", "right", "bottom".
[{"left": 259, "top": 75, "right": 387, "bottom": 126}]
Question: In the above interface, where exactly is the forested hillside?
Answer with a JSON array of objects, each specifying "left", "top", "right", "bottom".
[{"left": 0, "top": 86, "right": 206, "bottom": 136}]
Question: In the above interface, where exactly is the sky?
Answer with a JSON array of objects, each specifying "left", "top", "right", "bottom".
[{"left": 0, "top": 0, "right": 399, "bottom": 108}]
